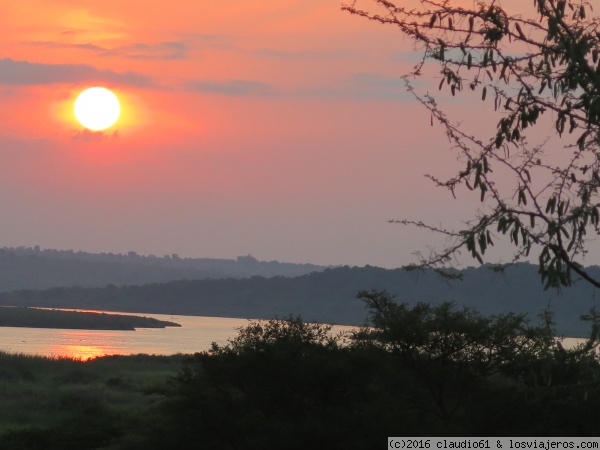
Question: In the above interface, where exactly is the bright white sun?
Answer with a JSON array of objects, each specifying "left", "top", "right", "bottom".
[{"left": 74, "top": 87, "right": 120, "bottom": 131}]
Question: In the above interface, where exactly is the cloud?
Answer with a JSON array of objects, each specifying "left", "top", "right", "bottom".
[
  {"left": 27, "top": 40, "right": 189, "bottom": 60},
  {"left": 253, "top": 47, "right": 358, "bottom": 60},
  {"left": 60, "top": 29, "right": 87, "bottom": 36},
  {"left": 280, "top": 73, "right": 412, "bottom": 101},
  {"left": 188, "top": 79, "right": 275, "bottom": 97},
  {"left": 390, "top": 50, "right": 430, "bottom": 63},
  {"left": 184, "top": 73, "right": 411, "bottom": 100},
  {"left": 101, "top": 41, "right": 188, "bottom": 60},
  {"left": 28, "top": 41, "right": 105, "bottom": 52},
  {"left": 0, "top": 58, "right": 153, "bottom": 87},
  {"left": 346, "top": 72, "right": 408, "bottom": 99},
  {"left": 71, "top": 129, "right": 119, "bottom": 142}
]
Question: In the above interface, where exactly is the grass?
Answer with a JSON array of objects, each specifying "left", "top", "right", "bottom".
[{"left": 0, "top": 351, "right": 184, "bottom": 435}]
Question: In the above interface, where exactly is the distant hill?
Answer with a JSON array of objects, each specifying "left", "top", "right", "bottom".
[
  {"left": 0, "top": 246, "right": 329, "bottom": 291},
  {"left": 1, "top": 263, "right": 599, "bottom": 337}
]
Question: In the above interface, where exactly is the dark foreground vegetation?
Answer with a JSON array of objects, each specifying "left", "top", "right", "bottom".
[
  {"left": 2, "top": 292, "right": 600, "bottom": 448},
  {"left": 0, "top": 353, "right": 184, "bottom": 449},
  {"left": 0, "top": 307, "right": 180, "bottom": 330}
]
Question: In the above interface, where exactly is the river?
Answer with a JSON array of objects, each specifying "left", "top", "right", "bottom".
[
  {"left": 0, "top": 309, "right": 357, "bottom": 360},
  {"left": 0, "top": 309, "right": 587, "bottom": 360}
]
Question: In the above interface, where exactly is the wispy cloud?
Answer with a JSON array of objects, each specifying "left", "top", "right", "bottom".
[
  {"left": 253, "top": 47, "right": 359, "bottom": 60},
  {"left": 0, "top": 58, "right": 153, "bottom": 87},
  {"left": 285, "top": 73, "right": 412, "bottom": 101},
  {"left": 27, "top": 40, "right": 189, "bottom": 60},
  {"left": 187, "top": 79, "right": 275, "bottom": 97},
  {"left": 101, "top": 41, "right": 188, "bottom": 60},
  {"left": 184, "top": 73, "right": 410, "bottom": 100},
  {"left": 71, "top": 129, "right": 119, "bottom": 142},
  {"left": 60, "top": 29, "right": 87, "bottom": 36},
  {"left": 346, "top": 72, "right": 408, "bottom": 100},
  {"left": 28, "top": 41, "right": 105, "bottom": 52}
]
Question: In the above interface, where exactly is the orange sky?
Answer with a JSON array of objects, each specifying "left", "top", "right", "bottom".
[{"left": 1, "top": 0, "right": 593, "bottom": 268}]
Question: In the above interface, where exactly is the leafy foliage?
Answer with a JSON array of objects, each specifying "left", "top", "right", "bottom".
[
  {"left": 155, "top": 317, "right": 400, "bottom": 449},
  {"left": 342, "top": 0, "right": 600, "bottom": 288},
  {"left": 356, "top": 290, "right": 600, "bottom": 430},
  {"left": 154, "top": 296, "right": 600, "bottom": 443}
]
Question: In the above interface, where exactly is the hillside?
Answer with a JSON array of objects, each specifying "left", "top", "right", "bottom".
[
  {"left": 1, "top": 263, "right": 599, "bottom": 337},
  {"left": 0, "top": 246, "right": 329, "bottom": 291}
]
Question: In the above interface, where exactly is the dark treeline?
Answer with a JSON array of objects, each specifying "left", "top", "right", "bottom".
[
  {"left": 2, "top": 294, "right": 600, "bottom": 449},
  {"left": 0, "top": 307, "right": 180, "bottom": 330},
  {"left": 0, "top": 246, "right": 329, "bottom": 291},
  {"left": 1, "top": 263, "right": 600, "bottom": 336}
]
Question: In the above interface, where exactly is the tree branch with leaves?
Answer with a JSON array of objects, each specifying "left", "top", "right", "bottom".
[{"left": 343, "top": 0, "right": 600, "bottom": 288}]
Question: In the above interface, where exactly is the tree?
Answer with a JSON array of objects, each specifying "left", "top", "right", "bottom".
[
  {"left": 355, "top": 290, "right": 545, "bottom": 426},
  {"left": 154, "top": 300, "right": 600, "bottom": 440},
  {"left": 342, "top": 0, "right": 600, "bottom": 289},
  {"left": 151, "top": 317, "right": 409, "bottom": 449},
  {"left": 355, "top": 290, "right": 600, "bottom": 434}
]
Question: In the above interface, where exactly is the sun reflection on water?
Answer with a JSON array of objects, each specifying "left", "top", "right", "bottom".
[
  {"left": 48, "top": 330, "right": 128, "bottom": 361},
  {"left": 57, "top": 344, "right": 116, "bottom": 361},
  {"left": 0, "top": 313, "right": 352, "bottom": 359}
]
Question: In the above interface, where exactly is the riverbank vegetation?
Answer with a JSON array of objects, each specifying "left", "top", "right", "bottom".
[
  {"left": 1, "top": 293, "right": 600, "bottom": 448},
  {"left": 0, "top": 307, "right": 180, "bottom": 330}
]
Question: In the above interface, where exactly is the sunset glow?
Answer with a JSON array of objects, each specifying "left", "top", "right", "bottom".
[
  {"left": 0, "top": 0, "right": 598, "bottom": 268},
  {"left": 60, "top": 344, "right": 113, "bottom": 361}
]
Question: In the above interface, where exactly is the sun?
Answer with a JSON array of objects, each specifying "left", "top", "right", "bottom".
[{"left": 74, "top": 87, "right": 121, "bottom": 131}]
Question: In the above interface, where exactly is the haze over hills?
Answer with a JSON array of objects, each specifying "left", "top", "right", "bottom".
[
  {"left": 1, "top": 262, "right": 600, "bottom": 337},
  {"left": 0, "top": 246, "right": 330, "bottom": 291}
]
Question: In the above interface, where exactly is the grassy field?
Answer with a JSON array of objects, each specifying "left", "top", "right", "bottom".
[{"left": 0, "top": 351, "right": 185, "bottom": 449}]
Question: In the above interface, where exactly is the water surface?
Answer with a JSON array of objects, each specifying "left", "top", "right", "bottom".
[
  {"left": 0, "top": 311, "right": 252, "bottom": 360},
  {"left": 0, "top": 310, "right": 357, "bottom": 360},
  {"left": 0, "top": 309, "right": 584, "bottom": 360}
]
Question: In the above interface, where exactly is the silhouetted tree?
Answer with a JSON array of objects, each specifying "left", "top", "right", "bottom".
[
  {"left": 147, "top": 300, "right": 600, "bottom": 443},
  {"left": 343, "top": 0, "right": 600, "bottom": 289},
  {"left": 149, "top": 316, "right": 432, "bottom": 449},
  {"left": 354, "top": 290, "right": 600, "bottom": 434}
]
